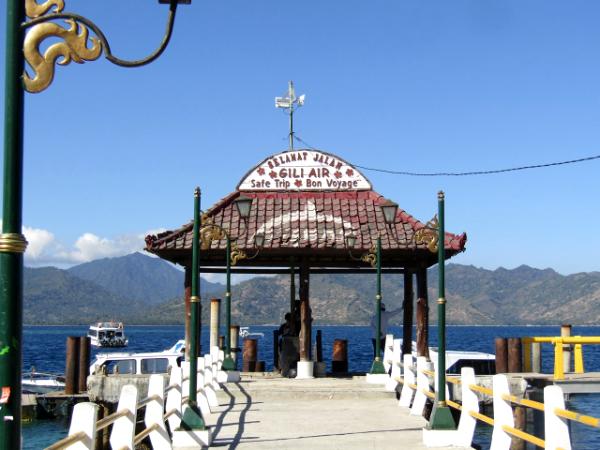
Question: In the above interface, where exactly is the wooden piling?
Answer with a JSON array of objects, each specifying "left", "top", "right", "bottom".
[
  {"left": 65, "top": 336, "right": 80, "bottom": 395},
  {"left": 242, "top": 338, "right": 258, "bottom": 372},
  {"left": 532, "top": 342, "right": 542, "bottom": 373},
  {"left": 512, "top": 405, "right": 526, "bottom": 450},
  {"left": 273, "top": 329, "right": 280, "bottom": 370},
  {"left": 561, "top": 324, "right": 572, "bottom": 373},
  {"left": 210, "top": 298, "right": 221, "bottom": 349},
  {"left": 508, "top": 337, "right": 523, "bottom": 373},
  {"left": 495, "top": 337, "right": 508, "bottom": 374},
  {"left": 299, "top": 264, "right": 311, "bottom": 361},
  {"left": 332, "top": 339, "right": 348, "bottom": 373},
  {"left": 218, "top": 335, "right": 225, "bottom": 350},
  {"left": 78, "top": 336, "right": 90, "bottom": 393},
  {"left": 255, "top": 361, "right": 265, "bottom": 372},
  {"left": 230, "top": 325, "right": 240, "bottom": 363},
  {"left": 316, "top": 330, "right": 323, "bottom": 362}
]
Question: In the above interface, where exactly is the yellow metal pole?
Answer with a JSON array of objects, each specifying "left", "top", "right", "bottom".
[
  {"left": 574, "top": 343, "right": 584, "bottom": 374},
  {"left": 554, "top": 339, "right": 564, "bottom": 380}
]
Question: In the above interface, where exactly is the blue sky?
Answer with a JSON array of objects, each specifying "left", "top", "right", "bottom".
[{"left": 1, "top": 0, "right": 600, "bottom": 275}]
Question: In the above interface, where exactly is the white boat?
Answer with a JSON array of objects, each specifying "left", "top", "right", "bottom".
[
  {"left": 89, "top": 340, "right": 185, "bottom": 375},
  {"left": 400, "top": 340, "right": 495, "bottom": 375},
  {"left": 429, "top": 346, "right": 496, "bottom": 375},
  {"left": 21, "top": 370, "right": 65, "bottom": 394},
  {"left": 88, "top": 321, "right": 128, "bottom": 348}
]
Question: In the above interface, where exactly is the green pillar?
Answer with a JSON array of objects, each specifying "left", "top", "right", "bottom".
[
  {"left": 429, "top": 191, "right": 455, "bottom": 430},
  {"left": 370, "top": 237, "right": 386, "bottom": 374},
  {"left": 222, "top": 236, "right": 235, "bottom": 371},
  {"left": 180, "top": 187, "right": 205, "bottom": 430},
  {"left": 0, "top": 1, "right": 26, "bottom": 447}
]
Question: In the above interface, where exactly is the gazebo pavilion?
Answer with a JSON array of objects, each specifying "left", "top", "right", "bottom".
[{"left": 144, "top": 149, "right": 466, "bottom": 368}]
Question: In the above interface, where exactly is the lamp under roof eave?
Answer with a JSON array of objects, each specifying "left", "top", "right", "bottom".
[{"left": 234, "top": 195, "right": 253, "bottom": 219}]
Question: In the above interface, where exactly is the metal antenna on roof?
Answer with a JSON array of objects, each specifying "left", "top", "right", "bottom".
[{"left": 275, "top": 81, "right": 305, "bottom": 150}]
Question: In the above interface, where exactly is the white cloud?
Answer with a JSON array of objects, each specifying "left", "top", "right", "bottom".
[
  {"left": 13, "top": 223, "right": 167, "bottom": 267},
  {"left": 23, "top": 226, "right": 55, "bottom": 259},
  {"left": 60, "top": 233, "right": 124, "bottom": 263}
]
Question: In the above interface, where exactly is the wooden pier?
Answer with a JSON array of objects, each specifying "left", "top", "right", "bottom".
[{"left": 515, "top": 371, "right": 600, "bottom": 395}]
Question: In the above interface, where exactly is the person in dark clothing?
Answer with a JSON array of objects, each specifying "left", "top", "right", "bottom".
[{"left": 278, "top": 313, "right": 293, "bottom": 347}]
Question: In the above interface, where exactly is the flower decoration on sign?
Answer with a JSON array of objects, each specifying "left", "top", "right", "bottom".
[
  {"left": 294, "top": 179, "right": 303, "bottom": 188},
  {"left": 257, "top": 167, "right": 265, "bottom": 175},
  {"left": 334, "top": 171, "right": 342, "bottom": 179},
  {"left": 346, "top": 168, "right": 354, "bottom": 177},
  {"left": 269, "top": 171, "right": 277, "bottom": 179}
]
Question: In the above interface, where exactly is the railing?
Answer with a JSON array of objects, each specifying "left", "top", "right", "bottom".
[
  {"left": 45, "top": 345, "right": 233, "bottom": 450},
  {"left": 379, "top": 333, "right": 600, "bottom": 450},
  {"left": 522, "top": 336, "right": 600, "bottom": 380}
]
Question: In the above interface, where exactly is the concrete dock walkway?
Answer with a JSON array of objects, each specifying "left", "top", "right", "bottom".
[{"left": 203, "top": 375, "right": 472, "bottom": 449}]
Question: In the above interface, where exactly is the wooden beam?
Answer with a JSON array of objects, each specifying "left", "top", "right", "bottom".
[
  {"left": 402, "top": 271, "right": 414, "bottom": 356},
  {"left": 299, "top": 263, "right": 311, "bottom": 361},
  {"left": 416, "top": 268, "right": 430, "bottom": 359}
]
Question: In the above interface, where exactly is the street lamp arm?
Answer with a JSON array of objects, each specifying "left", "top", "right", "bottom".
[
  {"left": 21, "top": 0, "right": 181, "bottom": 93},
  {"left": 346, "top": 245, "right": 377, "bottom": 268}
]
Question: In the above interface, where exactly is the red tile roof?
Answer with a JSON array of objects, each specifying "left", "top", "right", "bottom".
[{"left": 145, "top": 189, "right": 466, "bottom": 267}]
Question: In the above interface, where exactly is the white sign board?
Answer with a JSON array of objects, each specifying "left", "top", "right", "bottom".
[{"left": 237, "top": 150, "right": 372, "bottom": 191}]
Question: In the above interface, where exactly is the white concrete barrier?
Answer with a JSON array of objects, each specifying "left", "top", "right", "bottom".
[
  {"left": 410, "top": 357, "right": 431, "bottom": 416},
  {"left": 203, "top": 355, "right": 219, "bottom": 407},
  {"left": 166, "top": 366, "right": 183, "bottom": 432},
  {"left": 544, "top": 385, "right": 572, "bottom": 450},
  {"left": 454, "top": 367, "right": 478, "bottom": 447},
  {"left": 383, "top": 334, "right": 394, "bottom": 374},
  {"left": 399, "top": 353, "right": 416, "bottom": 407},
  {"left": 145, "top": 375, "right": 171, "bottom": 450},
  {"left": 110, "top": 384, "right": 138, "bottom": 450},
  {"left": 65, "top": 402, "right": 98, "bottom": 450},
  {"left": 385, "top": 338, "right": 402, "bottom": 392},
  {"left": 490, "top": 374, "right": 514, "bottom": 450}
]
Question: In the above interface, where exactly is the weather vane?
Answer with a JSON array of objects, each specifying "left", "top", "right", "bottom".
[{"left": 275, "top": 81, "right": 305, "bottom": 150}]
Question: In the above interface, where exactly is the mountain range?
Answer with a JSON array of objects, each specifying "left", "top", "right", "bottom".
[{"left": 22, "top": 252, "right": 600, "bottom": 325}]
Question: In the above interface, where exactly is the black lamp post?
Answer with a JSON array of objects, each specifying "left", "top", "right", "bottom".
[{"left": 1, "top": 1, "right": 189, "bottom": 444}]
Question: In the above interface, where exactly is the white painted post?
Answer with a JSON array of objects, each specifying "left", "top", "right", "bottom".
[
  {"left": 383, "top": 334, "right": 394, "bottom": 374},
  {"left": 166, "top": 366, "right": 183, "bottom": 432},
  {"left": 490, "top": 374, "right": 514, "bottom": 450},
  {"left": 65, "top": 402, "right": 98, "bottom": 450},
  {"left": 109, "top": 384, "right": 138, "bottom": 450},
  {"left": 145, "top": 375, "right": 171, "bottom": 450},
  {"left": 410, "top": 357, "right": 431, "bottom": 416},
  {"left": 399, "top": 354, "right": 416, "bottom": 407},
  {"left": 385, "top": 338, "right": 402, "bottom": 392},
  {"left": 453, "top": 367, "right": 478, "bottom": 447},
  {"left": 544, "top": 385, "right": 571, "bottom": 450}
]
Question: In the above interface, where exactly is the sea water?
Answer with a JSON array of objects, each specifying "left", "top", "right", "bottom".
[{"left": 22, "top": 325, "right": 600, "bottom": 449}]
